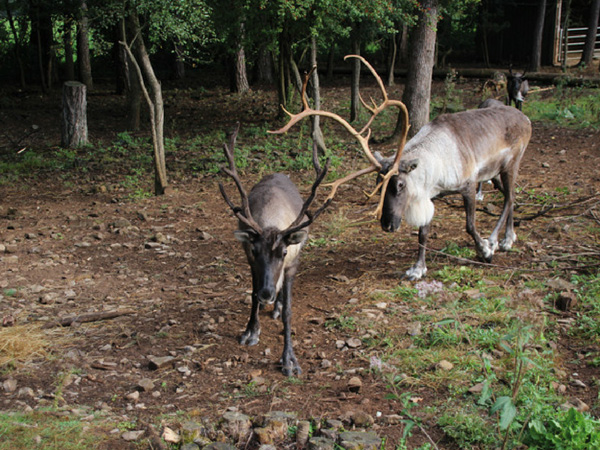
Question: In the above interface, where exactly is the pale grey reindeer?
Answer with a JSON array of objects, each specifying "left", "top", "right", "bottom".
[
  {"left": 219, "top": 123, "right": 330, "bottom": 376},
  {"left": 271, "top": 55, "right": 532, "bottom": 281}
]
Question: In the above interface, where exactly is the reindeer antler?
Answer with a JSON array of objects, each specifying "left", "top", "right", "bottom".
[
  {"left": 269, "top": 55, "right": 410, "bottom": 219},
  {"left": 218, "top": 122, "right": 263, "bottom": 233},
  {"left": 282, "top": 158, "right": 332, "bottom": 237}
]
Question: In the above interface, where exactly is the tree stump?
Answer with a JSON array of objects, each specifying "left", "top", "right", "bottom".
[{"left": 61, "top": 81, "right": 88, "bottom": 147}]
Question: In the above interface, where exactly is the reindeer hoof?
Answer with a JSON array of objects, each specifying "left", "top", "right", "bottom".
[
  {"left": 281, "top": 354, "right": 302, "bottom": 377},
  {"left": 271, "top": 303, "right": 282, "bottom": 320},
  {"left": 499, "top": 232, "right": 517, "bottom": 251},
  {"left": 240, "top": 331, "right": 260, "bottom": 346},
  {"left": 479, "top": 239, "right": 497, "bottom": 262},
  {"left": 405, "top": 265, "right": 427, "bottom": 281}
]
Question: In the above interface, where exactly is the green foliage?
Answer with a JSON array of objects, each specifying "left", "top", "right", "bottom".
[
  {"left": 438, "top": 408, "right": 497, "bottom": 449},
  {"left": 525, "top": 87, "right": 600, "bottom": 129},
  {"left": 0, "top": 409, "right": 108, "bottom": 450},
  {"left": 524, "top": 408, "right": 600, "bottom": 450}
]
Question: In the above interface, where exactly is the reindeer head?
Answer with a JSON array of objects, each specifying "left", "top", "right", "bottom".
[
  {"left": 219, "top": 124, "right": 330, "bottom": 305},
  {"left": 374, "top": 153, "right": 430, "bottom": 232}
]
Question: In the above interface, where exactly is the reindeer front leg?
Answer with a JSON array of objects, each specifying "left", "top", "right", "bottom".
[
  {"left": 405, "top": 223, "right": 430, "bottom": 280},
  {"left": 492, "top": 170, "right": 517, "bottom": 251},
  {"left": 280, "top": 272, "right": 301, "bottom": 376},
  {"left": 240, "top": 274, "right": 261, "bottom": 346},
  {"left": 463, "top": 190, "right": 496, "bottom": 262}
]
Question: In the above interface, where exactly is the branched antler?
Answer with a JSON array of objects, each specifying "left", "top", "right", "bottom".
[
  {"left": 269, "top": 55, "right": 410, "bottom": 219},
  {"left": 218, "top": 122, "right": 263, "bottom": 233}
]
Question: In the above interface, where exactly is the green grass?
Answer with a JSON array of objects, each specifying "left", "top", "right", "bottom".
[
  {"left": 0, "top": 409, "right": 116, "bottom": 450},
  {"left": 525, "top": 85, "right": 600, "bottom": 129}
]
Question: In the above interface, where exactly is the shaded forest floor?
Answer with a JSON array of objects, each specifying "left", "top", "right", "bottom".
[{"left": 1, "top": 71, "right": 600, "bottom": 449}]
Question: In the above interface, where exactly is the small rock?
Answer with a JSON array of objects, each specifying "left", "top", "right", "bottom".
[
  {"left": 308, "top": 436, "right": 336, "bottom": 450},
  {"left": 468, "top": 382, "right": 485, "bottom": 394},
  {"left": 137, "top": 378, "right": 155, "bottom": 392},
  {"left": 560, "top": 398, "right": 589, "bottom": 412},
  {"left": 148, "top": 355, "right": 175, "bottom": 370},
  {"left": 348, "top": 376, "right": 362, "bottom": 393},
  {"left": 198, "top": 231, "right": 213, "bottom": 240},
  {"left": 346, "top": 338, "right": 362, "bottom": 348},
  {"left": 121, "top": 430, "right": 145, "bottom": 441},
  {"left": 181, "top": 444, "right": 200, "bottom": 450},
  {"left": 436, "top": 360, "right": 454, "bottom": 371},
  {"left": 17, "top": 387, "right": 34, "bottom": 398},
  {"left": 352, "top": 410, "right": 374, "bottom": 428},
  {"left": 296, "top": 420, "right": 311, "bottom": 448},
  {"left": 3, "top": 378, "right": 17, "bottom": 393},
  {"left": 162, "top": 426, "right": 181, "bottom": 443},
  {"left": 125, "top": 391, "right": 140, "bottom": 401},
  {"left": 339, "top": 431, "right": 382, "bottom": 450}
]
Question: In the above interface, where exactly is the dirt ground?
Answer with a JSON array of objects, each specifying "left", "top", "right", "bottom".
[{"left": 1, "top": 74, "right": 600, "bottom": 449}]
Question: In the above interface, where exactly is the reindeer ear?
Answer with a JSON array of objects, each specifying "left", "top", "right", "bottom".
[
  {"left": 373, "top": 151, "right": 384, "bottom": 164},
  {"left": 234, "top": 230, "right": 256, "bottom": 243},
  {"left": 400, "top": 159, "right": 419, "bottom": 173},
  {"left": 285, "top": 230, "right": 308, "bottom": 246}
]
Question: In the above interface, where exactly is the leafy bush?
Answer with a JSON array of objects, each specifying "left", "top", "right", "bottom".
[{"left": 523, "top": 408, "right": 600, "bottom": 450}]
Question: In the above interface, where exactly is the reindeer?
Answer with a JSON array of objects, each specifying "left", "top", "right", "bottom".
[
  {"left": 506, "top": 68, "right": 529, "bottom": 110},
  {"left": 219, "top": 123, "right": 330, "bottom": 376},
  {"left": 271, "top": 55, "right": 531, "bottom": 281}
]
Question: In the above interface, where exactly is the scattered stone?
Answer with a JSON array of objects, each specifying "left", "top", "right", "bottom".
[
  {"left": 162, "top": 426, "right": 181, "bottom": 443},
  {"left": 468, "top": 382, "right": 485, "bottom": 394},
  {"left": 3, "top": 378, "right": 17, "bottom": 393},
  {"left": 346, "top": 338, "right": 361, "bottom": 349},
  {"left": 148, "top": 355, "right": 175, "bottom": 370},
  {"left": 347, "top": 377, "right": 362, "bottom": 393},
  {"left": 137, "top": 378, "right": 155, "bottom": 392},
  {"left": 384, "top": 414, "right": 403, "bottom": 425},
  {"left": 181, "top": 443, "right": 200, "bottom": 450},
  {"left": 560, "top": 398, "right": 589, "bottom": 412},
  {"left": 570, "top": 379, "right": 587, "bottom": 389},
  {"left": 351, "top": 410, "right": 374, "bottom": 428},
  {"left": 406, "top": 322, "right": 422, "bottom": 336},
  {"left": 17, "top": 387, "right": 34, "bottom": 398},
  {"left": 296, "top": 420, "right": 311, "bottom": 448},
  {"left": 198, "top": 231, "right": 213, "bottom": 240},
  {"left": 125, "top": 391, "right": 140, "bottom": 401},
  {"left": 436, "top": 360, "right": 454, "bottom": 371},
  {"left": 203, "top": 443, "right": 237, "bottom": 450},
  {"left": 221, "top": 411, "right": 252, "bottom": 443},
  {"left": 121, "top": 430, "right": 145, "bottom": 441},
  {"left": 308, "top": 436, "right": 336, "bottom": 450},
  {"left": 339, "top": 431, "right": 382, "bottom": 450}
]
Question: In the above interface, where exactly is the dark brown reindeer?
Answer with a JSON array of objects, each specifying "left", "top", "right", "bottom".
[
  {"left": 271, "top": 55, "right": 532, "bottom": 281},
  {"left": 219, "top": 123, "right": 330, "bottom": 376},
  {"left": 506, "top": 68, "right": 529, "bottom": 110}
]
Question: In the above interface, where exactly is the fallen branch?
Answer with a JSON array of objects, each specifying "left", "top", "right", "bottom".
[{"left": 42, "top": 309, "right": 135, "bottom": 329}]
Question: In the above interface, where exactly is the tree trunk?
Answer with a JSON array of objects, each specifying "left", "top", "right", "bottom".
[
  {"left": 309, "top": 35, "right": 326, "bottom": 155},
  {"left": 5, "top": 0, "right": 26, "bottom": 88},
  {"left": 387, "top": 33, "right": 398, "bottom": 86},
  {"left": 350, "top": 23, "right": 361, "bottom": 123},
  {"left": 122, "top": 12, "right": 168, "bottom": 196},
  {"left": 63, "top": 21, "right": 75, "bottom": 81},
  {"left": 578, "top": 0, "right": 600, "bottom": 67},
  {"left": 393, "top": 0, "right": 439, "bottom": 139},
  {"left": 173, "top": 43, "right": 185, "bottom": 80},
  {"left": 235, "top": 24, "right": 250, "bottom": 94},
  {"left": 326, "top": 43, "right": 335, "bottom": 81},
  {"left": 256, "top": 45, "right": 274, "bottom": 84},
  {"left": 77, "top": 0, "right": 93, "bottom": 89},
  {"left": 530, "top": 0, "right": 547, "bottom": 72},
  {"left": 61, "top": 81, "right": 88, "bottom": 148},
  {"left": 277, "top": 27, "right": 290, "bottom": 119}
]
